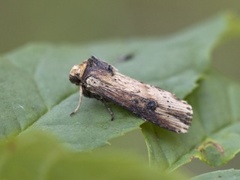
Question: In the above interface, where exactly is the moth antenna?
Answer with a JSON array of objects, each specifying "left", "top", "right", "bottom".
[{"left": 70, "top": 86, "right": 83, "bottom": 116}]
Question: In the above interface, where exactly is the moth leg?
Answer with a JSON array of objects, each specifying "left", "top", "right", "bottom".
[
  {"left": 70, "top": 86, "right": 83, "bottom": 116},
  {"left": 101, "top": 99, "right": 115, "bottom": 121}
]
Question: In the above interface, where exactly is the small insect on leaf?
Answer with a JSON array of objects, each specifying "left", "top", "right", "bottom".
[{"left": 69, "top": 56, "right": 193, "bottom": 133}]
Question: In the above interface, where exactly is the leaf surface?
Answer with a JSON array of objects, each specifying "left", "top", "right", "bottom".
[
  {"left": 0, "top": 13, "right": 239, "bottom": 151},
  {"left": 191, "top": 169, "right": 240, "bottom": 180}
]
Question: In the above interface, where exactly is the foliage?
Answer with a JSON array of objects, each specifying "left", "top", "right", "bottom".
[
  {"left": 1, "top": 13, "right": 240, "bottom": 179},
  {"left": 191, "top": 169, "right": 240, "bottom": 180}
]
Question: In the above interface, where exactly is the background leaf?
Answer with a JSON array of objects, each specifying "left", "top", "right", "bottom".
[
  {"left": 0, "top": 13, "right": 239, "bottom": 152},
  {"left": 191, "top": 169, "right": 240, "bottom": 180},
  {"left": 0, "top": 133, "right": 187, "bottom": 180}
]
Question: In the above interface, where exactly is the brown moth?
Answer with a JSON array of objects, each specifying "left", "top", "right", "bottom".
[{"left": 69, "top": 56, "right": 193, "bottom": 133}]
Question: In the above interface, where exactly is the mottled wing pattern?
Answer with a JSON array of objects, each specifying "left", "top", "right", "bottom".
[{"left": 83, "top": 59, "right": 193, "bottom": 133}]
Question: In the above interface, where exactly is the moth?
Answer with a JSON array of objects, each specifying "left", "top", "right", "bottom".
[{"left": 69, "top": 56, "right": 193, "bottom": 133}]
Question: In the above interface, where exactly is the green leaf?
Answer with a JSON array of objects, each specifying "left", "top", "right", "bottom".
[
  {"left": 191, "top": 169, "right": 240, "bottom": 180},
  {"left": 142, "top": 71, "right": 240, "bottom": 171},
  {"left": 1, "top": 13, "right": 240, "bottom": 151},
  {"left": 0, "top": 132, "right": 187, "bottom": 180}
]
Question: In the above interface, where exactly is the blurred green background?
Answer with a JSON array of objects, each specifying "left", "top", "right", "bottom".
[
  {"left": 1, "top": 0, "right": 240, "bottom": 80},
  {"left": 1, "top": 0, "right": 240, "bottom": 177}
]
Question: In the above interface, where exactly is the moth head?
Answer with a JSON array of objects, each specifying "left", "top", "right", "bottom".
[{"left": 69, "top": 61, "right": 87, "bottom": 85}]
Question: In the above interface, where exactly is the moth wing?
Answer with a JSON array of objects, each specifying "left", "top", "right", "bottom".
[{"left": 85, "top": 71, "right": 193, "bottom": 133}]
